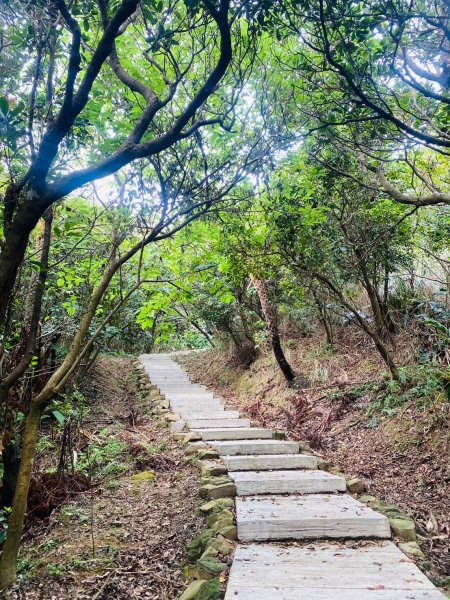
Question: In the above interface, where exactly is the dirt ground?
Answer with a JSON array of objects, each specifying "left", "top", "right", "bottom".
[
  {"left": 8, "top": 356, "right": 202, "bottom": 599},
  {"left": 179, "top": 328, "right": 450, "bottom": 592}
]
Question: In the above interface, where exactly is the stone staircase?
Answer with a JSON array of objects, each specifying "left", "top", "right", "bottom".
[{"left": 141, "top": 353, "right": 446, "bottom": 600}]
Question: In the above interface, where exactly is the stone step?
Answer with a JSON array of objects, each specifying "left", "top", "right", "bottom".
[
  {"left": 181, "top": 411, "right": 241, "bottom": 420},
  {"left": 210, "top": 440, "right": 299, "bottom": 456},
  {"left": 230, "top": 470, "right": 346, "bottom": 495},
  {"left": 167, "top": 398, "right": 224, "bottom": 412},
  {"left": 148, "top": 374, "right": 190, "bottom": 379},
  {"left": 186, "top": 418, "right": 251, "bottom": 429},
  {"left": 236, "top": 494, "right": 391, "bottom": 542},
  {"left": 224, "top": 454, "right": 317, "bottom": 471},
  {"left": 163, "top": 392, "right": 216, "bottom": 400},
  {"left": 192, "top": 428, "right": 273, "bottom": 441},
  {"left": 150, "top": 378, "right": 191, "bottom": 383},
  {"left": 158, "top": 384, "right": 207, "bottom": 391},
  {"left": 225, "top": 542, "right": 446, "bottom": 600}
]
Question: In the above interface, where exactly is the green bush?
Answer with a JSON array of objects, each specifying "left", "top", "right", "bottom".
[
  {"left": 76, "top": 432, "right": 129, "bottom": 481},
  {"left": 367, "top": 365, "right": 449, "bottom": 417}
]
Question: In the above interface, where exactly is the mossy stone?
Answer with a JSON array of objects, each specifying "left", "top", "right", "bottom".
[
  {"left": 380, "top": 505, "right": 404, "bottom": 518},
  {"left": 399, "top": 541, "right": 425, "bottom": 559},
  {"left": 200, "top": 498, "right": 234, "bottom": 514},
  {"left": 346, "top": 478, "right": 365, "bottom": 494},
  {"left": 164, "top": 413, "right": 181, "bottom": 422},
  {"left": 359, "top": 495, "right": 380, "bottom": 506},
  {"left": 328, "top": 466, "right": 345, "bottom": 477},
  {"left": 197, "top": 449, "right": 220, "bottom": 460},
  {"left": 185, "top": 443, "right": 208, "bottom": 455},
  {"left": 217, "top": 525, "right": 237, "bottom": 540},
  {"left": 131, "top": 470, "right": 155, "bottom": 483},
  {"left": 199, "top": 461, "right": 228, "bottom": 477},
  {"left": 390, "top": 518, "right": 417, "bottom": 541},
  {"left": 155, "top": 398, "right": 170, "bottom": 409},
  {"left": 207, "top": 508, "right": 234, "bottom": 528},
  {"left": 179, "top": 580, "right": 209, "bottom": 600},
  {"left": 183, "top": 432, "right": 203, "bottom": 443},
  {"left": 201, "top": 476, "right": 231, "bottom": 487},
  {"left": 200, "top": 482, "right": 236, "bottom": 500},
  {"left": 196, "top": 578, "right": 221, "bottom": 600},
  {"left": 317, "top": 459, "right": 331, "bottom": 470},
  {"left": 206, "top": 534, "right": 235, "bottom": 556},
  {"left": 186, "top": 530, "right": 215, "bottom": 561},
  {"left": 211, "top": 516, "right": 234, "bottom": 533},
  {"left": 197, "top": 556, "right": 226, "bottom": 576},
  {"left": 200, "top": 546, "right": 219, "bottom": 559}
]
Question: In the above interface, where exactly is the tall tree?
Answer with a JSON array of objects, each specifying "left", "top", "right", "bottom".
[{"left": 0, "top": 0, "right": 271, "bottom": 327}]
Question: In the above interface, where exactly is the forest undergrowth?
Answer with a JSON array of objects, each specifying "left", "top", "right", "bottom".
[
  {"left": 179, "top": 327, "right": 450, "bottom": 590},
  {"left": 5, "top": 356, "right": 202, "bottom": 600}
]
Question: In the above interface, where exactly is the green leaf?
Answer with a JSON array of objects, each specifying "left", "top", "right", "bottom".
[
  {"left": 0, "top": 95, "right": 9, "bottom": 116},
  {"left": 52, "top": 410, "right": 65, "bottom": 425}
]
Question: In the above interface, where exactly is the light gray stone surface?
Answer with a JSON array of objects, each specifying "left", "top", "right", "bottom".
[
  {"left": 140, "top": 354, "right": 442, "bottom": 600},
  {"left": 186, "top": 418, "right": 251, "bottom": 429},
  {"left": 230, "top": 470, "right": 346, "bottom": 495},
  {"left": 225, "top": 542, "right": 446, "bottom": 599},
  {"left": 224, "top": 454, "right": 317, "bottom": 471},
  {"left": 209, "top": 439, "right": 300, "bottom": 456},
  {"left": 236, "top": 494, "right": 391, "bottom": 541},
  {"left": 192, "top": 428, "right": 273, "bottom": 441},
  {"left": 182, "top": 410, "right": 241, "bottom": 420}
]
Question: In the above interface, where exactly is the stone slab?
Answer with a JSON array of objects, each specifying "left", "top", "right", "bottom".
[
  {"left": 192, "top": 428, "right": 273, "bottom": 441},
  {"left": 168, "top": 399, "right": 223, "bottom": 407},
  {"left": 164, "top": 392, "right": 216, "bottom": 400},
  {"left": 210, "top": 440, "right": 300, "bottom": 456},
  {"left": 230, "top": 470, "right": 346, "bottom": 495},
  {"left": 170, "top": 403, "right": 225, "bottom": 413},
  {"left": 181, "top": 411, "right": 240, "bottom": 420},
  {"left": 225, "top": 542, "right": 446, "bottom": 599},
  {"left": 224, "top": 454, "right": 317, "bottom": 471},
  {"left": 186, "top": 418, "right": 251, "bottom": 429},
  {"left": 236, "top": 494, "right": 391, "bottom": 541}
]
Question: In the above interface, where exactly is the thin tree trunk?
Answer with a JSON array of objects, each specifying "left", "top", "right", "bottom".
[
  {"left": 250, "top": 275, "right": 295, "bottom": 383},
  {"left": 311, "top": 272, "right": 399, "bottom": 380},
  {"left": 0, "top": 209, "right": 53, "bottom": 508},
  {"left": 0, "top": 228, "right": 158, "bottom": 587},
  {"left": 0, "top": 401, "right": 43, "bottom": 590},
  {"left": 172, "top": 306, "right": 215, "bottom": 346},
  {"left": 312, "top": 290, "right": 334, "bottom": 347}
]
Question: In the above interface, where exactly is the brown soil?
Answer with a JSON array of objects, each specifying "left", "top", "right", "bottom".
[
  {"left": 179, "top": 328, "right": 450, "bottom": 591},
  {"left": 10, "top": 356, "right": 202, "bottom": 600}
]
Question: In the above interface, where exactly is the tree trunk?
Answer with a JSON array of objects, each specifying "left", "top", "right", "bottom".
[
  {"left": 311, "top": 272, "right": 400, "bottom": 380},
  {"left": 0, "top": 401, "right": 44, "bottom": 591},
  {"left": 0, "top": 228, "right": 153, "bottom": 586},
  {"left": 0, "top": 441, "right": 21, "bottom": 507},
  {"left": 312, "top": 290, "right": 334, "bottom": 347},
  {"left": 250, "top": 275, "right": 295, "bottom": 383},
  {"left": 0, "top": 187, "right": 47, "bottom": 330},
  {"left": 0, "top": 209, "right": 53, "bottom": 508}
]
